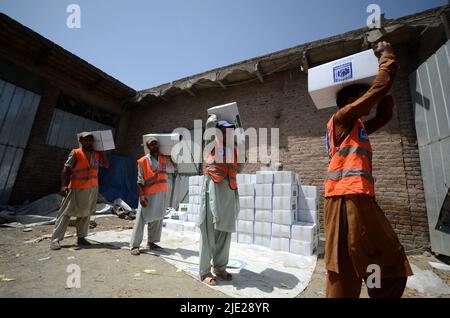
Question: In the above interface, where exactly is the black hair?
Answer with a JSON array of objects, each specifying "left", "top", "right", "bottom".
[{"left": 336, "top": 83, "right": 371, "bottom": 109}]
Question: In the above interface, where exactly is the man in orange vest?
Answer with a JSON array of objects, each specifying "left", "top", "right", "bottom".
[
  {"left": 130, "top": 137, "right": 176, "bottom": 255},
  {"left": 50, "top": 132, "right": 109, "bottom": 250},
  {"left": 198, "top": 115, "right": 243, "bottom": 285},
  {"left": 324, "top": 41, "right": 413, "bottom": 297}
]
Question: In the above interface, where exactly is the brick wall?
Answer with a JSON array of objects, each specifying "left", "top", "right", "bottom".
[
  {"left": 124, "top": 45, "right": 429, "bottom": 248},
  {"left": 9, "top": 84, "right": 71, "bottom": 204}
]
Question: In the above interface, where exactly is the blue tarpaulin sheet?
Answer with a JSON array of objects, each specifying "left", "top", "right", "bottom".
[{"left": 98, "top": 154, "right": 138, "bottom": 209}]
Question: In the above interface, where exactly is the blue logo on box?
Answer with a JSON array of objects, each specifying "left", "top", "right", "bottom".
[
  {"left": 333, "top": 62, "right": 353, "bottom": 83},
  {"left": 358, "top": 127, "right": 369, "bottom": 143}
]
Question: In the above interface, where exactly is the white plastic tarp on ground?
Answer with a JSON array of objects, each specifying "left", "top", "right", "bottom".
[{"left": 86, "top": 228, "right": 317, "bottom": 298}]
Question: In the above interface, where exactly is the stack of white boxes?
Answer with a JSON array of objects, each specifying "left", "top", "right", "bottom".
[
  {"left": 291, "top": 183, "right": 319, "bottom": 256},
  {"left": 188, "top": 175, "right": 203, "bottom": 223},
  {"left": 254, "top": 171, "right": 274, "bottom": 248},
  {"left": 164, "top": 173, "right": 319, "bottom": 257},
  {"left": 237, "top": 174, "right": 255, "bottom": 244}
]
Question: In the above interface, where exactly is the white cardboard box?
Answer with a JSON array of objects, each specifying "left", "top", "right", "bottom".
[
  {"left": 291, "top": 222, "right": 317, "bottom": 242},
  {"left": 308, "top": 49, "right": 379, "bottom": 109},
  {"left": 255, "top": 210, "right": 273, "bottom": 222},
  {"left": 273, "top": 171, "right": 296, "bottom": 184},
  {"left": 254, "top": 235, "right": 272, "bottom": 248},
  {"left": 237, "top": 174, "right": 253, "bottom": 185},
  {"left": 169, "top": 211, "right": 188, "bottom": 221},
  {"left": 189, "top": 204, "right": 200, "bottom": 215},
  {"left": 189, "top": 176, "right": 203, "bottom": 186},
  {"left": 273, "top": 184, "right": 299, "bottom": 197},
  {"left": 178, "top": 203, "right": 192, "bottom": 213},
  {"left": 256, "top": 171, "right": 274, "bottom": 184},
  {"left": 237, "top": 209, "right": 255, "bottom": 221},
  {"left": 271, "top": 237, "right": 290, "bottom": 252},
  {"left": 237, "top": 220, "right": 254, "bottom": 234},
  {"left": 273, "top": 196, "right": 297, "bottom": 211},
  {"left": 296, "top": 209, "right": 318, "bottom": 224},
  {"left": 239, "top": 196, "right": 255, "bottom": 209},
  {"left": 299, "top": 185, "right": 317, "bottom": 199},
  {"left": 238, "top": 233, "right": 253, "bottom": 244},
  {"left": 272, "top": 210, "right": 296, "bottom": 225},
  {"left": 163, "top": 219, "right": 184, "bottom": 232},
  {"left": 250, "top": 175, "right": 257, "bottom": 184},
  {"left": 207, "top": 102, "right": 242, "bottom": 128},
  {"left": 189, "top": 185, "right": 202, "bottom": 196},
  {"left": 253, "top": 221, "right": 272, "bottom": 236},
  {"left": 238, "top": 183, "right": 255, "bottom": 196},
  {"left": 255, "top": 196, "right": 272, "bottom": 210},
  {"left": 272, "top": 223, "right": 291, "bottom": 238},
  {"left": 77, "top": 130, "right": 115, "bottom": 151},
  {"left": 231, "top": 232, "right": 238, "bottom": 243},
  {"left": 255, "top": 184, "right": 273, "bottom": 197},
  {"left": 143, "top": 133, "right": 181, "bottom": 156},
  {"left": 290, "top": 239, "right": 317, "bottom": 256},
  {"left": 187, "top": 213, "right": 196, "bottom": 223},
  {"left": 298, "top": 197, "right": 317, "bottom": 211},
  {"left": 189, "top": 195, "right": 201, "bottom": 205}
]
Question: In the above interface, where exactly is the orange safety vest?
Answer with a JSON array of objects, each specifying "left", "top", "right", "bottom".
[
  {"left": 205, "top": 140, "right": 238, "bottom": 190},
  {"left": 138, "top": 155, "right": 168, "bottom": 195},
  {"left": 324, "top": 116, "right": 375, "bottom": 197},
  {"left": 68, "top": 148, "right": 101, "bottom": 189}
]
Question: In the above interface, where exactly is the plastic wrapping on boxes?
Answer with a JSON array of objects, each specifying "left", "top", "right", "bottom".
[
  {"left": 298, "top": 197, "right": 317, "bottom": 211},
  {"left": 238, "top": 233, "right": 253, "bottom": 244},
  {"left": 255, "top": 184, "right": 273, "bottom": 197},
  {"left": 255, "top": 196, "right": 272, "bottom": 210},
  {"left": 273, "top": 196, "right": 297, "bottom": 211},
  {"left": 272, "top": 223, "right": 291, "bottom": 238},
  {"left": 272, "top": 210, "right": 296, "bottom": 225},
  {"left": 237, "top": 220, "right": 254, "bottom": 234},
  {"left": 273, "top": 171, "right": 296, "bottom": 184},
  {"left": 239, "top": 196, "right": 255, "bottom": 209},
  {"left": 256, "top": 171, "right": 274, "bottom": 184},
  {"left": 271, "top": 237, "right": 290, "bottom": 252},
  {"left": 254, "top": 221, "right": 272, "bottom": 236},
  {"left": 296, "top": 209, "right": 317, "bottom": 224},
  {"left": 255, "top": 210, "right": 273, "bottom": 222},
  {"left": 238, "top": 183, "right": 255, "bottom": 197},
  {"left": 273, "top": 184, "right": 298, "bottom": 197},
  {"left": 254, "top": 235, "right": 272, "bottom": 248},
  {"left": 289, "top": 239, "right": 317, "bottom": 256},
  {"left": 237, "top": 209, "right": 255, "bottom": 221},
  {"left": 291, "top": 222, "right": 317, "bottom": 242}
]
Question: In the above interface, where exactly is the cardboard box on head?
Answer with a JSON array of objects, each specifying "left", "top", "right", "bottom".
[
  {"left": 77, "top": 130, "right": 115, "bottom": 151},
  {"left": 207, "top": 102, "right": 242, "bottom": 128},
  {"left": 308, "top": 49, "right": 379, "bottom": 109},
  {"left": 142, "top": 133, "right": 181, "bottom": 156}
]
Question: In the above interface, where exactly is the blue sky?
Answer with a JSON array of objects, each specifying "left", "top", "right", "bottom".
[{"left": 0, "top": 0, "right": 446, "bottom": 90}]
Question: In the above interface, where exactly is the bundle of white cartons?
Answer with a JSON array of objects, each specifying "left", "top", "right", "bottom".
[
  {"left": 237, "top": 173, "right": 255, "bottom": 244},
  {"left": 253, "top": 171, "right": 274, "bottom": 248},
  {"left": 187, "top": 175, "right": 203, "bottom": 224}
]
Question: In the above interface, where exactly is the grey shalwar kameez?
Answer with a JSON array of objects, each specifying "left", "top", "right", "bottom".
[
  {"left": 198, "top": 115, "right": 243, "bottom": 277},
  {"left": 51, "top": 150, "right": 99, "bottom": 242},
  {"left": 130, "top": 154, "right": 172, "bottom": 248}
]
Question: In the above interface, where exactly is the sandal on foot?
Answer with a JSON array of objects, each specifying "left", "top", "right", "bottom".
[
  {"left": 213, "top": 268, "right": 232, "bottom": 281},
  {"left": 201, "top": 274, "right": 217, "bottom": 286},
  {"left": 130, "top": 247, "right": 140, "bottom": 256}
]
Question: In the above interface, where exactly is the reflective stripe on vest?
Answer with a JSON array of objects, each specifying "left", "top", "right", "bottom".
[
  {"left": 205, "top": 140, "right": 238, "bottom": 190},
  {"left": 138, "top": 155, "right": 168, "bottom": 195},
  {"left": 324, "top": 116, "right": 375, "bottom": 197},
  {"left": 68, "top": 148, "right": 101, "bottom": 189}
]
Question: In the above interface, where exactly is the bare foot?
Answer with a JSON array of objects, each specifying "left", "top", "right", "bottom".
[
  {"left": 201, "top": 273, "right": 217, "bottom": 286},
  {"left": 130, "top": 247, "right": 140, "bottom": 256},
  {"left": 50, "top": 240, "right": 61, "bottom": 250}
]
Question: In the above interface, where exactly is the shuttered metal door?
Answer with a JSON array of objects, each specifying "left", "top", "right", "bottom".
[{"left": 0, "top": 79, "right": 41, "bottom": 204}]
